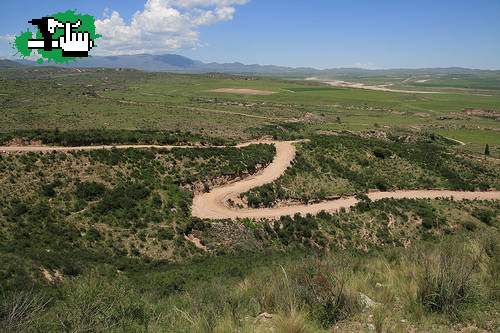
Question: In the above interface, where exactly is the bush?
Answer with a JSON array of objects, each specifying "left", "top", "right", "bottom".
[
  {"left": 292, "top": 256, "right": 360, "bottom": 327},
  {"left": 373, "top": 177, "right": 389, "bottom": 191},
  {"left": 0, "top": 129, "right": 231, "bottom": 147},
  {"left": 40, "top": 180, "right": 62, "bottom": 197},
  {"left": 415, "top": 203, "right": 439, "bottom": 229},
  {"left": 0, "top": 290, "right": 49, "bottom": 331},
  {"left": 373, "top": 147, "right": 392, "bottom": 159},
  {"left": 156, "top": 228, "right": 174, "bottom": 240},
  {"left": 416, "top": 240, "right": 481, "bottom": 318},
  {"left": 472, "top": 209, "right": 496, "bottom": 226},
  {"left": 86, "top": 227, "right": 102, "bottom": 242},
  {"left": 462, "top": 221, "right": 477, "bottom": 232},
  {"left": 50, "top": 273, "right": 148, "bottom": 332},
  {"left": 75, "top": 181, "right": 107, "bottom": 201},
  {"left": 95, "top": 182, "right": 150, "bottom": 214}
]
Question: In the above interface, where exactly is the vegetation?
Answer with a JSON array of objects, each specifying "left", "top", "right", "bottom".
[
  {"left": 0, "top": 144, "right": 275, "bottom": 291},
  {"left": 1, "top": 222, "right": 498, "bottom": 332},
  {"left": 0, "top": 129, "right": 233, "bottom": 146},
  {"left": 243, "top": 134, "right": 499, "bottom": 207},
  {"left": 0, "top": 67, "right": 499, "bottom": 331},
  {"left": 1, "top": 67, "right": 499, "bottom": 155}
]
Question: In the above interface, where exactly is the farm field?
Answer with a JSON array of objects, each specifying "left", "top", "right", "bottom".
[{"left": 0, "top": 66, "right": 499, "bottom": 332}]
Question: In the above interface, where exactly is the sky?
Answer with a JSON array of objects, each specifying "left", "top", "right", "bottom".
[{"left": 1, "top": 0, "right": 499, "bottom": 69}]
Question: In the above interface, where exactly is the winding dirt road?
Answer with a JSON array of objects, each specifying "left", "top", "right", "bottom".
[
  {"left": 192, "top": 141, "right": 499, "bottom": 219},
  {"left": 2, "top": 141, "right": 498, "bottom": 220}
]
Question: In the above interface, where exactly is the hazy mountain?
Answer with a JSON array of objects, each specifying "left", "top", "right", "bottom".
[
  {"left": 13, "top": 54, "right": 320, "bottom": 75},
  {"left": 9, "top": 54, "right": 494, "bottom": 75},
  {"left": 0, "top": 59, "right": 25, "bottom": 67}
]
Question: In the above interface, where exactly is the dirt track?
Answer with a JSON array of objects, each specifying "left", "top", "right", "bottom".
[
  {"left": 0, "top": 141, "right": 263, "bottom": 153},
  {"left": 2, "top": 141, "right": 498, "bottom": 219},
  {"left": 192, "top": 141, "right": 500, "bottom": 219},
  {"left": 306, "top": 77, "right": 440, "bottom": 94}
]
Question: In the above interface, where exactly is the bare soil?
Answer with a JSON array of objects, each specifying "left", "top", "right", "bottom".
[
  {"left": 465, "top": 108, "right": 500, "bottom": 119},
  {"left": 184, "top": 234, "right": 210, "bottom": 253},
  {"left": 307, "top": 77, "right": 440, "bottom": 94}
]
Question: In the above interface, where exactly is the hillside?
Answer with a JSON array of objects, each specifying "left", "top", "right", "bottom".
[{"left": 0, "top": 67, "right": 499, "bottom": 332}]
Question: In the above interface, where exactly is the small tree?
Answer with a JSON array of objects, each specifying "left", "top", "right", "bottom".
[{"left": 484, "top": 144, "right": 490, "bottom": 156}]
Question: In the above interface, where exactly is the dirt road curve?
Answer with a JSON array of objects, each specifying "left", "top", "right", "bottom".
[
  {"left": 192, "top": 141, "right": 500, "bottom": 219},
  {"left": 192, "top": 140, "right": 304, "bottom": 219},
  {"left": 2, "top": 141, "right": 499, "bottom": 219}
]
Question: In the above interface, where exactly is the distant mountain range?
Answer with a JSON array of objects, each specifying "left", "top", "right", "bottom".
[
  {"left": 1, "top": 54, "right": 493, "bottom": 75},
  {"left": 0, "top": 59, "right": 25, "bottom": 67},
  {"left": 11, "top": 54, "right": 317, "bottom": 75}
]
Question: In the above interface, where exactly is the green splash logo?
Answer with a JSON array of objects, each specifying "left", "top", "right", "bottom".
[{"left": 11, "top": 10, "right": 101, "bottom": 64}]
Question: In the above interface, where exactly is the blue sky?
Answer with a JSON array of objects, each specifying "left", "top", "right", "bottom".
[{"left": 1, "top": 0, "right": 499, "bottom": 69}]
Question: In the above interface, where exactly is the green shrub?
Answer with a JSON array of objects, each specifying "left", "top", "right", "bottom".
[
  {"left": 373, "top": 147, "right": 392, "bottom": 159},
  {"left": 86, "top": 227, "right": 102, "bottom": 242},
  {"left": 151, "top": 192, "right": 162, "bottom": 209},
  {"left": 416, "top": 240, "right": 481, "bottom": 318},
  {"left": 415, "top": 203, "right": 439, "bottom": 229},
  {"left": 48, "top": 273, "right": 149, "bottom": 332},
  {"left": 293, "top": 256, "right": 360, "bottom": 327},
  {"left": 0, "top": 129, "right": 232, "bottom": 147},
  {"left": 156, "top": 228, "right": 174, "bottom": 240},
  {"left": 40, "top": 180, "right": 62, "bottom": 197},
  {"left": 75, "top": 181, "right": 107, "bottom": 201},
  {"left": 472, "top": 209, "right": 496, "bottom": 226},
  {"left": 462, "top": 221, "right": 477, "bottom": 232},
  {"left": 373, "top": 177, "right": 389, "bottom": 191}
]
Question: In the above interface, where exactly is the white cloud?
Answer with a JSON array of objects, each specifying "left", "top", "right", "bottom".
[
  {"left": 0, "top": 34, "right": 15, "bottom": 42},
  {"left": 1, "top": 34, "right": 41, "bottom": 61},
  {"left": 170, "top": 0, "right": 249, "bottom": 9},
  {"left": 0, "top": 51, "right": 41, "bottom": 61},
  {"left": 353, "top": 62, "right": 378, "bottom": 70},
  {"left": 94, "top": 0, "right": 249, "bottom": 55}
]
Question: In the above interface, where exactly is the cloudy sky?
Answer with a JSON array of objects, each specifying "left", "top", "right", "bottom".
[{"left": 1, "top": 0, "right": 499, "bottom": 69}]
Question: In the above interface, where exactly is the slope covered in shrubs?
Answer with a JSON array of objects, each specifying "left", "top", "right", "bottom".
[
  {"left": 243, "top": 134, "right": 499, "bottom": 207},
  {"left": 0, "top": 144, "right": 275, "bottom": 291}
]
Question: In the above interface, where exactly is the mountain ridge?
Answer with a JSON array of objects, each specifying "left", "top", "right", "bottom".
[{"left": 3, "top": 54, "right": 497, "bottom": 75}]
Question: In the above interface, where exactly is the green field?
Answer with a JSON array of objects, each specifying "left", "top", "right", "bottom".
[
  {"left": 436, "top": 128, "right": 499, "bottom": 145},
  {"left": 1, "top": 67, "right": 498, "bottom": 156}
]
